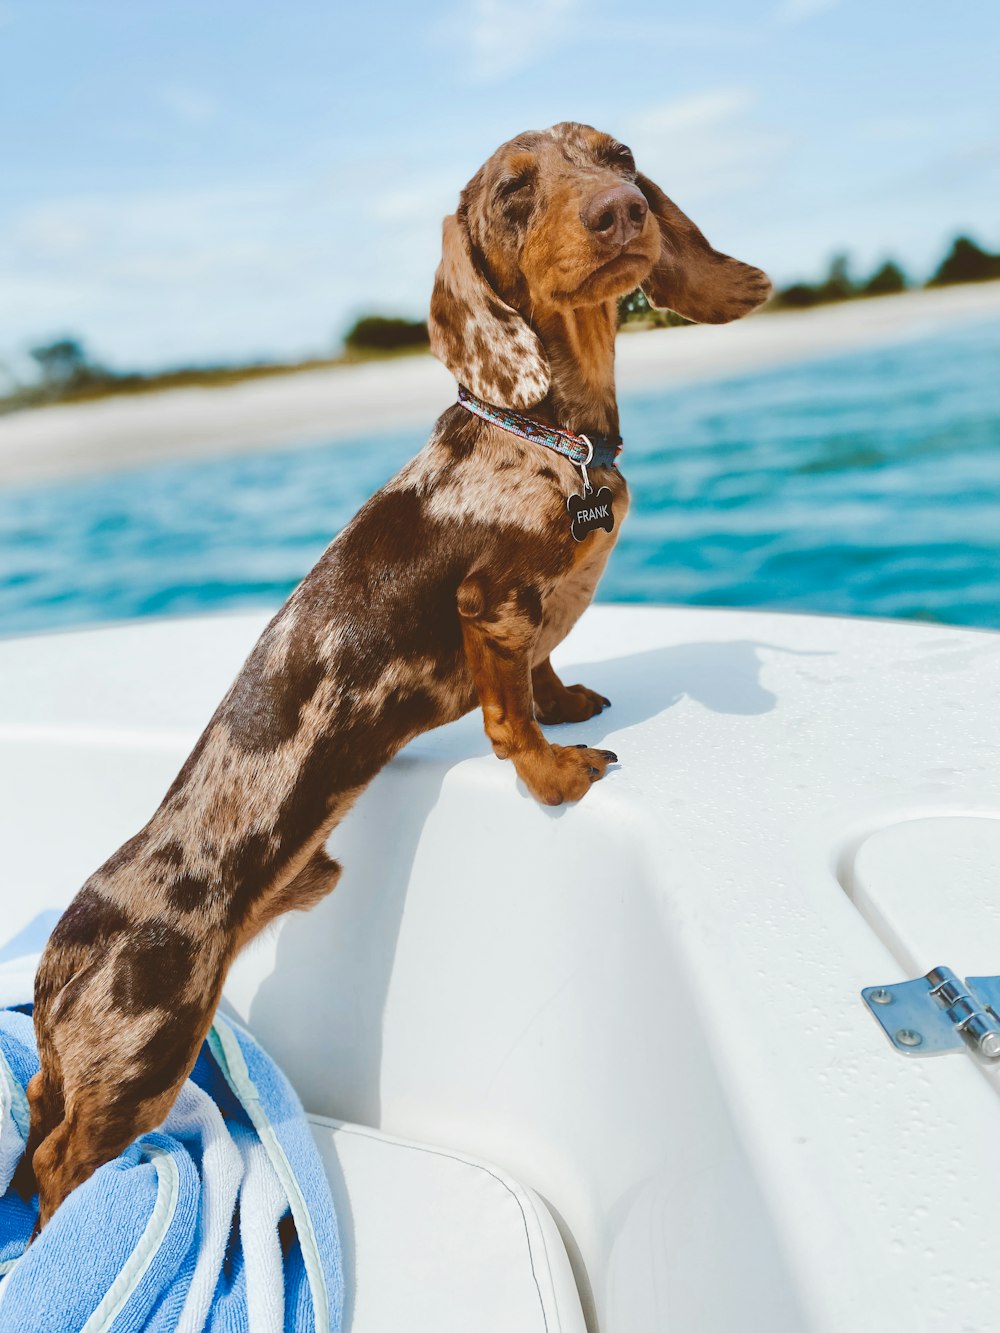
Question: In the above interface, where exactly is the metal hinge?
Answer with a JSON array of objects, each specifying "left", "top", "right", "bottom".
[{"left": 862, "top": 966, "right": 1000, "bottom": 1059}]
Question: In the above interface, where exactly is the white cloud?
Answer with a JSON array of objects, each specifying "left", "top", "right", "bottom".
[
  {"left": 625, "top": 88, "right": 792, "bottom": 206},
  {"left": 630, "top": 89, "right": 755, "bottom": 136},
  {"left": 465, "top": 0, "right": 580, "bottom": 81},
  {"left": 774, "top": 0, "right": 841, "bottom": 23},
  {"left": 157, "top": 84, "right": 219, "bottom": 125},
  {"left": 450, "top": 4, "right": 760, "bottom": 76}
]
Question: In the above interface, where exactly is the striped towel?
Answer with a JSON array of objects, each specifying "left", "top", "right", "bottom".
[{"left": 0, "top": 1003, "right": 342, "bottom": 1333}]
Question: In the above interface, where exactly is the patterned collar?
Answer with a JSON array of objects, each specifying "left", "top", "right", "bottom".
[{"left": 457, "top": 385, "right": 622, "bottom": 469}]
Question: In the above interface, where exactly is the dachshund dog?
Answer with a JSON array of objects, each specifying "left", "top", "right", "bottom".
[{"left": 22, "top": 121, "right": 770, "bottom": 1228}]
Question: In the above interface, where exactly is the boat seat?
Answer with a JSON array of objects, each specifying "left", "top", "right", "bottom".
[{"left": 308, "top": 1115, "right": 587, "bottom": 1333}]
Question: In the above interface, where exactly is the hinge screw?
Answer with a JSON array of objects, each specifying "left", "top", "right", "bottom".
[
  {"left": 979, "top": 1032, "right": 1000, "bottom": 1058},
  {"left": 896, "top": 1028, "right": 923, "bottom": 1047},
  {"left": 870, "top": 988, "right": 893, "bottom": 1005}
]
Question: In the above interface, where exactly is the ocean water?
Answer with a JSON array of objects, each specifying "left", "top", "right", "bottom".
[{"left": 2, "top": 317, "right": 999, "bottom": 637}]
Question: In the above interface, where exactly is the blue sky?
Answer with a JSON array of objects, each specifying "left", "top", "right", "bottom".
[{"left": 1, "top": 0, "right": 998, "bottom": 374}]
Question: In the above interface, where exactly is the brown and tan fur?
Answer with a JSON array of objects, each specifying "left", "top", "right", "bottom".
[{"left": 22, "top": 122, "right": 770, "bottom": 1228}]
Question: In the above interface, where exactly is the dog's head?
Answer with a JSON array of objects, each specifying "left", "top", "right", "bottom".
[{"left": 429, "top": 121, "right": 772, "bottom": 409}]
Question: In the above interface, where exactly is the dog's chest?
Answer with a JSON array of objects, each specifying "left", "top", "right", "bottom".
[{"left": 534, "top": 474, "right": 628, "bottom": 661}]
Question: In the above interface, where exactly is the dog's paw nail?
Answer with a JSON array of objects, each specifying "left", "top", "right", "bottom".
[
  {"left": 601, "top": 697, "right": 611, "bottom": 707},
  {"left": 574, "top": 743, "right": 587, "bottom": 749},
  {"left": 600, "top": 750, "right": 618, "bottom": 763}
]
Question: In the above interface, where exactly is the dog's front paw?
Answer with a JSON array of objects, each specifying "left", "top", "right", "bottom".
[
  {"left": 516, "top": 742, "right": 618, "bottom": 806},
  {"left": 535, "top": 683, "right": 610, "bottom": 725}
]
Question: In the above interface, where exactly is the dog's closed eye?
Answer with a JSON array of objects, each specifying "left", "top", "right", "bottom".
[
  {"left": 497, "top": 152, "right": 538, "bottom": 204},
  {"left": 608, "top": 142, "right": 636, "bottom": 174},
  {"left": 499, "top": 172, "right": 533, "bottom": 198}
]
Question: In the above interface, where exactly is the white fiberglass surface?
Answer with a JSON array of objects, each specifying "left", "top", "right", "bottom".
[
  {"left": 845, "top": 815, "right": 1000, "bottom": 982},
  {"left": 3, "top": 606, "right": 1000, "bottom": 1333},
  {"left": 226, "top": 759, "right": 806, "bottom": 1333}
]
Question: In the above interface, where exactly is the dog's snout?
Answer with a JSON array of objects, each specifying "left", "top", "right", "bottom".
[{"left": 581, "top": 183, "right": 648, "bottom": 245}]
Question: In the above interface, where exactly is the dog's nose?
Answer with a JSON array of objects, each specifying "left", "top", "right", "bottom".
[{"left": 581, "top": 183, "right": 648, "bottom": 245}]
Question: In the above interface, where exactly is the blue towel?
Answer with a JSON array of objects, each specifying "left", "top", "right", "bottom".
[{"left": 0, "top": 1005, "right": 342, "bottom": 1332}]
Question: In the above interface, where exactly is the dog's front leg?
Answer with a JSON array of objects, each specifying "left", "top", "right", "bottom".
[
  {"left": 532, "top": 656, "right": 610, "bottom": 725},
  {"left": 458, "top": 575, "right": 616, "bottom": 806}
]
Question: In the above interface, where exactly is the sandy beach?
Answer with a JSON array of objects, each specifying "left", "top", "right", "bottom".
[{"left": 2, "top": 281, "right": 999, "bottom": 488}]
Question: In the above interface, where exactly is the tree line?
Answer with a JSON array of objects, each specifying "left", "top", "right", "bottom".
[{"left": 770, "top": 234, "right": 1000, "bottom": 311}]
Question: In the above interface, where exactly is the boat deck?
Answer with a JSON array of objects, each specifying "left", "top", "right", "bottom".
[{"left": 2, "top": 605, "right": 999, "bottom": 1332}]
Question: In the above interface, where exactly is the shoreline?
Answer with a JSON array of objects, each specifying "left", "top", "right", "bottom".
[{"left": 2, "top": 281, "right": 999, "bottom": 488}]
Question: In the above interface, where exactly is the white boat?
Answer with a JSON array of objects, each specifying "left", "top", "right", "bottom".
[{"left": 2, "top": 603, "right": 999, "bottom": 1332}]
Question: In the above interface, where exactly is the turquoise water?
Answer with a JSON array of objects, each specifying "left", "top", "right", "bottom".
[{"left": 2, "top": 318, "right": 999, "bottom": 636}]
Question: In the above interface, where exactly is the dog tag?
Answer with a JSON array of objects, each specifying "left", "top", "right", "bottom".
[{"left": 567, "top": 486, "right": 615, "bottom": 542}]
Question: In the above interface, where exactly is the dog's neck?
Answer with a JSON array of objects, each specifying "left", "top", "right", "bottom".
[{"left": 532, "top": 302, "right": 620, "bottom": 441}]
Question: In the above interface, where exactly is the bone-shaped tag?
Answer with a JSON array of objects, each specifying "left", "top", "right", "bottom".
[{"left": 567, "top": 486, "right": 615, "bottom": 542}]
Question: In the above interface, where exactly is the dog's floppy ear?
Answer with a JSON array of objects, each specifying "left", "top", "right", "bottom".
[
  {"left": 636, "top": 173, "right": 772, "bottom": 324},
  {"left": 429, "top": 212, "right": 550, "bottom": 409}
]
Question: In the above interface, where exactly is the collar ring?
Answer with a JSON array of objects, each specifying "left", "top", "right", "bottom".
[{"left": 577, "top": 434, "right": 594, "bottom": 493}]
